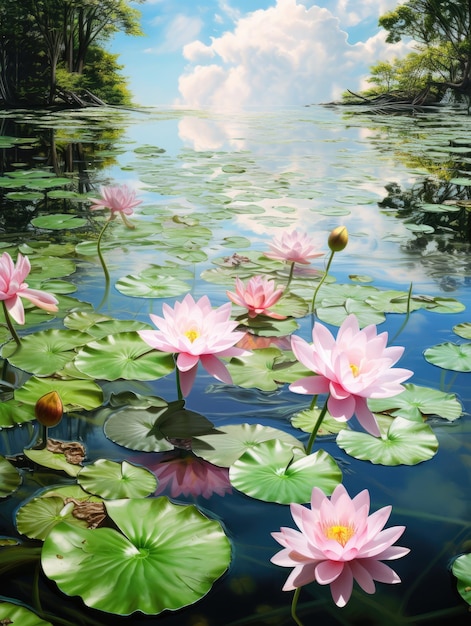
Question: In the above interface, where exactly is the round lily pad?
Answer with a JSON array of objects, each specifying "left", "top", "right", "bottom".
[
  {"left": 104, "top": 407, "right": 174, "bottom": 452},
  {"left": 229, "top": 440, "right": 342, "bottom": 504},
  {"left": 192, "top": 423, "right": 304, "bottom": 467},
  {"left": 31, "top": 214, "right": 87, "bottom": 230},
  {"left": 41, "top": 497, "right": 231, "bottom": 615},
  {"left": 15, "top": 376, "right": 104, "bottom": 412},
  {"left": 424, "top": 342, "right": 471, "bottom": 372},
  {"left": 74, "top": 332, "right": 175, "bottom": 381},
  {"left": 0, "top": 602, "right": 53, "bottom": 626},
  {"left": 115, "top": 274, "right": 190, "bottom": 298},
  {"left": 453, "top": 553, "right": 471, "bottom": 606},
  {"left": 336, "top": 417, "right": 438, "bottom": 465},
  {"left": 0, "top": 455, "right": 21, "bottom": 498},
  {"left": 77, "top": 460, "right": 157, "bottom": 499}
]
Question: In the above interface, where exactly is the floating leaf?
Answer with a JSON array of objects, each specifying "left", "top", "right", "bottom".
[
  {"left": 75, "top": 332, "right": 175, "bottom": 380},
  {"left": 230, "top": 441, "right": 341, "bottom": 504},
  {"left": 115, "top": 274, "right": 190, "bottom": 298},
  {"left": 78, "top": 460, "right": 157, "bottom": 499},
  {"left": 192, "top": 423, "right": 304, "bottom": 467},
  {"left": 452, "top": 553, "right": 471, "bottom": 606},
  {"left": 0, "top": 456, "right": 21, "bottom": 497},
  {"left": 23, "top": 447, "right": 82, "bottom": 477},
  {"left": 227, "top": 348, "right": 308, "bottom": 391},
  {"left": 453, "top": 322, "right": 471, "bottom": 339},
  {"left": 0, "top": 602, "right": 53, "bottom": 626},
  {"left": 31, "top": 214, "right": 87, "bottom": 230},
  {"left": 16, "top": 496, "right": 88, "bottom": 540},
  {"left": 336, "top": 417, "right": 438, "bottom": 465},
  {"left": 104, "top": 407, "right": 174, "bottom": 452},
  {"left": 291, "top": 407, "right": 348, "bottom": 435},
  {"left": 15, "top": 377, "right": 103, "bottom": 412},
  {"left": 42, "top": 498, "right": 231, "bottom": 615},
  {"left": 2, "top": 330, "right": 86, "bottom": 375},
  {"left": 368, "top": 384, "right": 462, "bottom": 422},
  {"left": 424, "top": 342, "right": 471, "bottom": 372}
]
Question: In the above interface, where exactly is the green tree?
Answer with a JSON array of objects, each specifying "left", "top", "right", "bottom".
[{"left": 379, "top": 0, "right": 471, "bottom": 100}]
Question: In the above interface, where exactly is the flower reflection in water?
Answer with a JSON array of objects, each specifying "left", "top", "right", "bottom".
[{"left": 145, "top": 451, "right": 232, "bottom": 499}]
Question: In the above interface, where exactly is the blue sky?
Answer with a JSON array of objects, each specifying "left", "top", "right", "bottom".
[{"left": 110, "top": 0, "right": 411, "bottom": 107}]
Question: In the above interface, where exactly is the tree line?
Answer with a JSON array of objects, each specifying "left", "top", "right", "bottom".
[
  {"left": 0, "top": 0, "right": 143, "bottom": 108},
  {"left": 346, "top": 0, "right": 471, "bottom": 107}
]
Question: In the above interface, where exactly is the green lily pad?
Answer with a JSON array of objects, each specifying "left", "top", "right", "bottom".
[
  {"left": 368, "top": 384, "right": 463, "bottom": 422},
  {"left": 2, "top": 330, "right": 86, "bottom": 376},
  {"left": 23, "top": 447, "right": 82, "bottom": 477},
  {"left": 115, "top": 274, "right": 190, "bottom": 298},
  {"left": 291, "top": 407, "right": 348, "bottom": 435},
  {"left": 227, "top": 348, "right": 306, "bottom": 391},
  {"left": 452, "top": 553, "right": 471, "bottom": 606},
  {"left": 192, "top": 423, "right": 304, "bottom": 467},
  {"left": 78, "top": 460, "right": 157, "bottom": 499},
  {"left": 31, "top": 214, "right": 87, "bottom": 230},
  {"left": 336, "top": 417, "right": 438, "bottom": 465},
  {"left": 6, "top": 191, "right": 44, "bottom": 201},
  {"left": 229, "top": 440, "right": 342, "bottom": 504},
  {"left": 15, "top": 377, "right": 103, "bottom": 412},
  {"left": 16, "top": 496, "right": 89, "bottom": 540},
  {"left": 316, "top": 298, "right": 385, "bottom": 327},
  {"left": 41, "top": 498, "right": 231, "bottom": 615},
  {"left": 104, "top": 407, "right": 174, "bottom": 452},
  {"left": 0, "top": 456, "right": 21, "bottom": 497},
  {"left": 453, "top": 322, "right": 471, "bottom": 339},
  {"left": 424, "top": 342, "right": 471, "bottom": 372},
  {"left": 0, "top": 399, "right": 36, "bottom": 427},
  {"left": 74, "top": 332, "right": 175, "bottom": 380},
  {"left": 25, "top": 177, "right": 71, "bottom": 189},
  {"left": 0, "top": 602, "right": 53, "bottom": 625},
  {"left": 63, "top": 310, "right": 113, "bottom": 331}
]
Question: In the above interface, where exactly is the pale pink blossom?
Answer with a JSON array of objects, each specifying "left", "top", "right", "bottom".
[
  {"left": 0, "top": 252, "right": 58, "bottom": 325},
  {"left": 226, "top": 275, "right": 286, "bottom": 319},
  {"left": 265, "top": 230, "right": 323, "bottom": 265},
  {"left": 148, "top": 453, "right": 232, "bottom": 499},
  {"left": 138, "top": 294, "right": 249, "bottom": 396},
  {"left": 89, "top": 184, "right": 142, "bottom": 226},
  {"left": 289, "top": 314, "right": 412, "bottom": 436},
  {"left": 271, "top": 484, "right": 409, "bottom": 607}
]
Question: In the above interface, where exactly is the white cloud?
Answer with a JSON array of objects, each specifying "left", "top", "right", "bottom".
[
  {"left": 146, "top": 14, "right": 204, "bottom": 54},
  {"left": 177, "top": 0, "right": 412, "bottom": 108}
]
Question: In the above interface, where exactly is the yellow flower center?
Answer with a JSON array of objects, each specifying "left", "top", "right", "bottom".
[
  {"left": 350, "top": 363, "right": 360, "bottom": 377},
  {"left": 185, "top": 329, "right": 200, "bottom": 343},
  {"left": 324, "top": 524, "right": 355, "bottom": 546}
]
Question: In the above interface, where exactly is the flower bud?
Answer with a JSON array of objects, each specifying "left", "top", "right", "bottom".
[
  {"left": 35, "top": 391, "right": 63, "bottom": 427},
  {"left": 328, "top": 226, "right": 348, "bottom": 252}
]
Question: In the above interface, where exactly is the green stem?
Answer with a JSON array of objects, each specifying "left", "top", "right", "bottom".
[
  {"left": 390, "top": 282, "right": 413, "bottom": 343},
  {"left": 175, "top": 362, "right": 183, "bottom": 400},
  {"left": 290, "top": 587, "right": 305, "bottom": 626},
  {"left": 96, "top": 219, "right": 111, "bottom": 282},
  {"left": 286, "top": 261, "right": 296, "bottom": 289},
  {"left": 305, "top": 396, "right": 329, "bottom": 455},
  {"left": 1, "top": 300, "right": 21, "bottom": 347},
  {"left": 311, "top": 249, "right": 335, "bottom": 315}
]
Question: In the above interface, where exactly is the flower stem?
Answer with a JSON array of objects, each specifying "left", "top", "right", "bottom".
[
  {"left": 1, "top": 300, "right": 21, "bottom": 347},
  {"left": 390, "top": 282, "right": 413, "bottom": 343},
  {"left": 311, "top": 249, "right": 335, "bottom": 315},
  {"left": 96, "top": 219, "right": 111, "bottom": 282},
  {"left": 291, "top": 587, "right": 305, "bottom": 626},
  {"left": 305, "top": 397, "right": 329, "bottom": 455},
  {"left": 286, "top": 261, "right": 295, "bottom": 289},
  {"left": 175, "top": 363, "right": 183, "bottom": 401}
]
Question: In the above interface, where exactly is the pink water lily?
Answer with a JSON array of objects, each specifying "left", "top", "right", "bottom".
[
  {"left": 271, "top": 484, "right": 409, "bottom": 607},
  {"left": 226, "top": 275, "right": 286, "bottom": 319},
  {"left": 138, "top": 294, "right": 249, "bottom": 396},
  {"left": 289, "top": 314, "right": 412, "bottom": 436},
  {"left": 89, "top": 184, "right": 142, "bottom": 226},
  {"left": 0, "top": 252, "right": 58, "bottom": 325},
  {"left": 265, "top": 230, "right": 323, "bottom": 265}
]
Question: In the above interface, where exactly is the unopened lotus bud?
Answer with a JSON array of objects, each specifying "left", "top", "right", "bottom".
[
  {"left": 35, "top": 391, "right": 63, "bottom": 427},
  {"left": 328, "top": 226, "right": 348, "bottom": 252}
]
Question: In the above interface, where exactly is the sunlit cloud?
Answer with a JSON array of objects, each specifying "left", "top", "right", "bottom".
[
  {"left": 177, "top": 0, "right": 412, "bottom": 108},
  {"left": 146, "top": 14, "right": 204, "bottom": 54}
]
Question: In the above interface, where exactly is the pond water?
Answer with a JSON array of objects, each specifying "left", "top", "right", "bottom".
[{"left": 0, "top": 104, "right": 470, "bottom": 626}]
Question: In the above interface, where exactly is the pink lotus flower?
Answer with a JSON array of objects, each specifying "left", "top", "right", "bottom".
[
  {"left": 265, "top": 230, "right": 323, "bottom": 265},
  {"left": 148, "top": 452, "right": 232, "bottom": 499},
  {"left": 138, "top": 294, "right": 249, "bottom": 396},
  {"left": 271, "top": 484, "right": 409, "bottom": 607},
  {"left": 0, "top": 252, "right": 58, "bottom": 325},
  {"left": 89, "top": 184, "right": 142, "bottom": 227},
  {"left": 289, "top": 314, "right": 412, "bottom": 436},
  {"left": 226, "top": 275, "right": 286, "bottom": 319}
]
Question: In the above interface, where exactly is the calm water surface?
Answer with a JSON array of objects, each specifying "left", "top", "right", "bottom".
[{"left": 0, "top": 105, "right": 470, "bottom": 626}]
